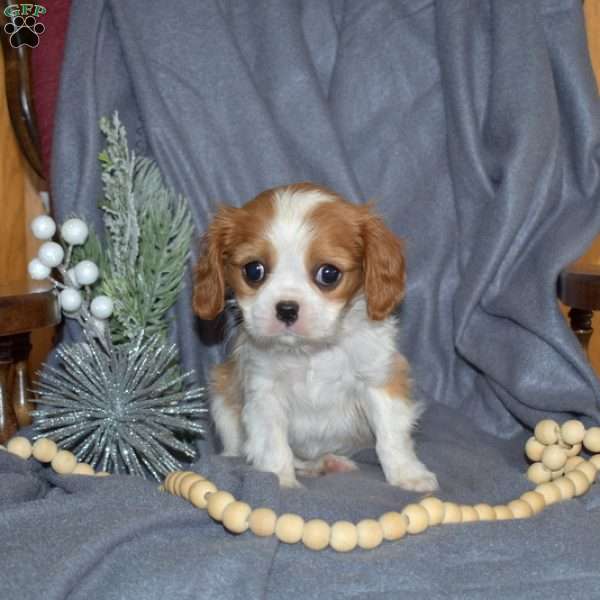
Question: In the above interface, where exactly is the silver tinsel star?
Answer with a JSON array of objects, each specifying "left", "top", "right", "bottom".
[{"left": 32, "top": 329, "right": 207, "bottom": 481}]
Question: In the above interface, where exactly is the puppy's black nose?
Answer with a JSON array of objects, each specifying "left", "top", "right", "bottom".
[{"left": 275, "top": 301, "right": 299, "bottom": 325}]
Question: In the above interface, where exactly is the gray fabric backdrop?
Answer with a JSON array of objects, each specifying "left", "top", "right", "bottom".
[{"left": 2, "top": 1, "right": 600, "bottom": 598}]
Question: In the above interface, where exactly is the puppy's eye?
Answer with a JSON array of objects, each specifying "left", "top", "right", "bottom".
[
  {"left": 243, "top": 261, "right": 265, "bottom": 284},
  {"left": 315, "top": 264, "right": 342, "bottom": 287}
]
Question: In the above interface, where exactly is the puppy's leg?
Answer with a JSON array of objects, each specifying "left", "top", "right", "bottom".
[
  {"left": 242, "top": 391, "right": 299, "bottom": 488},
  {"left": 211, "top": 393, "right": 244, "bottom": 456},
  {"left": 365, "top": 388, "right": 438, "bottom": 492}
]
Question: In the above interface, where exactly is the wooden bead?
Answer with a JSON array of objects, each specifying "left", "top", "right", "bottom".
[
  {"left": 564, "top": 456, "right": 585, "bottom": 473},
  {"left": 575, "top": 462, "right": 597, "bottom": 485},
  {"left": 473, "top": 503, "right": 496, "bottom": 521},
  {"left": 330, "top": 521, "right": 358, "bottom": 553},
  {"left": 207, "top": 490, "right": 236, "bottom": 521},
  {"left": 507, "top": 499, "right": 533, "bottom": 519},
  {"left": 583, "top": 427, "right": 600, "bottom": 453},
  {"left": 441, "top": 502, "right": 462, "bottom": 524},
  {"left": 222, "top": 501, "right": 252, "bottom": 534},
  {"left": 525, "top": 437, "right": 545, "bottom": 462},
  {"left": 564, "top": 443, "right": 582, "bottom": 457},
  {"left": 378, "top": 512, "right": 408, "bottom": 541},
  {"left": 51, "top": 449, "right": 77, "bottom": 474},
  {"left": 493, "top": 505, "right": 514, "bottom": 520},
  {"left": 459, "top": 506, "right": 479, "bottom": 523},
  {"left": 72, "top": 463, "right": 95, "bottom": 476},
  {"left": 541, "top": 445, "right": 567, "bottom": 471},
  {"left": 402, "top": 504, "right": 429, "bottom": 534},
  {"left": 174, "top": 471, "right": 197, "bottom": 496},
  {"left": 275, "top": 513, "right": 304, "bottom": 544},
  {"left": 32, "top": 438, "right": 58, "bottom": 463},
  {"left": 560, "top": 420, "right": 586, "bottom": 446},
  {"left": 552, "top": 477, "right": 576, "bottom": 500},
  {"left": 170, "top": 471, "right": 193, "bottom": 495},
  {"left": 419, "top": 497, "right": 445, "bottom": 525},
  {"left": 96, "top": 471, "right": 111, "bottom": 477},
  {"left": 163, "top": 472, "right": 177, "bottom": 493},
  {"left": 179, "top": 473, "right": 205, "bottom": 499},
  {"left": 527, "top": 462, "right": 552, "bottom": 484},
  {"left": 535, "top": 482, "right": 562, "bottom": 506},
  {"left": 302, "top": 519, "right": 330, "bottom": 551},
  {"left": 189, "top": 480, "right": 217, "bottom": 509},
  {"left": 7, "top": 436, "right": 32, "bottom": 460},
  {"left": 249, "top": 508, "right": 278, "bottom": 537},
  {"left": 356, "top": 519, "right": 384, "bottom": 550},
  {"left": 550, "top": 468, "right": 564, "bottom": 480},
  {"left": 534, "top": 420, "right": 560, "bottom": 445},
  {"left": 520, "top": 491, "right": 545, "bottom": 514},
  {"left": 590, "top": 454, "right": 600, "bottom": 470},
  {"left": 564, "top": 471, "right": 590, "bottom": 496}
]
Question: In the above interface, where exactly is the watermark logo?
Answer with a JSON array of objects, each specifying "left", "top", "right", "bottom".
[{"left": 3, "top": 4, "right": 46, "bottom": 48}]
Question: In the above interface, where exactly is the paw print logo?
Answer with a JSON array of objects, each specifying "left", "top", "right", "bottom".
[{"left": 4, "top": 15, "right": 45, "bottom": 48}]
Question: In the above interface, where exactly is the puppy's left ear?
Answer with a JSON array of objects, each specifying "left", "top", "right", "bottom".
[{"left": 362, "top": 209, "right": 406, "bottom": 321}]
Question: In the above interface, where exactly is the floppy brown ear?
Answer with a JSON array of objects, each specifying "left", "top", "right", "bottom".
[
  {"left": 362, "top": 210, "right": 406, "bottom": 321},
  {"left": 192, "top": 206, "right": 237, "bottom": 320}
]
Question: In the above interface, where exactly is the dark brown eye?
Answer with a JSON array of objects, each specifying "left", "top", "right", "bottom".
[
  {"left": 315, "top": 264, "right": 342, "bottom": 287},
  {"left": 243, "top": 261, "right": 265, "bottom": 283}
]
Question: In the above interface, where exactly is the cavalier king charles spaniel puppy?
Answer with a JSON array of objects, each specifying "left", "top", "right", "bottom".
[{"left": 193, "top": 182, "right": 437, "bottom": 491}]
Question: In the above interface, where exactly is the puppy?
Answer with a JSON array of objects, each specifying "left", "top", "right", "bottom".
[{"left": 193, "top": 182, "right": 437, "bottom": 491}]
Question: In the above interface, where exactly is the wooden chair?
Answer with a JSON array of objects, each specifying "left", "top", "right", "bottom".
[
  {"left": 0, "top": 283, "right": 60, "bottom": 443},
  {"left": 0, "top": 12, "right": 60, "bottom": 443}
]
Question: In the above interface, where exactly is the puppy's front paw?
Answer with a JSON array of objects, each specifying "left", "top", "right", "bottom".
[{"left": 388, "top": 464, "right": 439, "bottom": 492}]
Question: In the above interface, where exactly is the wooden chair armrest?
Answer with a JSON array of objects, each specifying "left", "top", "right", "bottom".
[{"left": 558, "top": 263, "right": 600, "bottom": 311}]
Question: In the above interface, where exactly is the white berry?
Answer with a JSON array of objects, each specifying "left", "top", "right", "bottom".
[
  {"left": 74, "top": 260, "right": 99, "bottom": 286},
  {"left": 60, "top": 218, "right": 89, "bottom": 246},
  {"left": 30, "top": 215, "right": 56, "bottom": 240},
  {"left": 28, "top": 258, "right": 51, "bottom": 280},
  {"left": 90, "top": 296, "right": 113, "bottom": 319},
  {"left": 59, "top": 288, "right": 83, "bottom": 312},
  {"left": 38, "top": 241, "right": 65, "bottom": 268}
]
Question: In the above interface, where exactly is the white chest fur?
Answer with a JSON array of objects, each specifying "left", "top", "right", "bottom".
[{"left": 237, "top": 300, "right": 399, "bottom": 460}]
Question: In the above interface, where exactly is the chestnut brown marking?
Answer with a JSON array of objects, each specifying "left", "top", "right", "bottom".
[
  {"left": 306, "top": 198, "right": 405, "bottom": 319},
  {"left": 380, "top": 353, "right": 413, "bottom": 404},
  {"left": 361, "top": 206, "right": 405, "bottom": 321},
  {"left": 305, "top": 199, "right": 366, "bottom": 303},
  {"left": 193, "top": 190, "right": 277, "bottom": 320},
  {"left": 211, "top": 359, "right": 243, "bottom": 415}
]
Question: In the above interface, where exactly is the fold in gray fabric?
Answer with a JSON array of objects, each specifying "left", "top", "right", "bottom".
[{"left": 4, "top": 0, "right": 600, "bottom": 597}]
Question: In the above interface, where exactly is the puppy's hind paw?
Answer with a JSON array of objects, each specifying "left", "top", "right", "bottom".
[{"left": 278, "top": 473, "right": 304, "bottom": 489}]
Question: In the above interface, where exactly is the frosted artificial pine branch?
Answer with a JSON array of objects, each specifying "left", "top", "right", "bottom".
[{"left": 28, "top": 113, "right": 206, "bottom": 480}]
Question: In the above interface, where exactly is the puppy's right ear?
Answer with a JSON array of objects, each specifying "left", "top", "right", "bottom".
[{"left": 193, "top": 206, "right": 238, "bottom": 320}]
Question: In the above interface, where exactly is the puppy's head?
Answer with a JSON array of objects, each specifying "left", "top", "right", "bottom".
[{"left": 193, "top": 183, "right": 405, "bottom": 344}]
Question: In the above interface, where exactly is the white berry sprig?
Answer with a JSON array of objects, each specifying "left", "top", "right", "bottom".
[{"left": 28, "top": 215, "right": 113, "bottom": 343}]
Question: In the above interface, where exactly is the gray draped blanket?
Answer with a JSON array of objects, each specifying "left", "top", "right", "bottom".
[{"left": 3, "top": 1, "right": 600, "bottom": 598}]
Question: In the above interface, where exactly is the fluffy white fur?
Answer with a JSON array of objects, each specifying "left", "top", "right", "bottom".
[{"left": 196, "top": 184, "right": 438, "bottom": 491}]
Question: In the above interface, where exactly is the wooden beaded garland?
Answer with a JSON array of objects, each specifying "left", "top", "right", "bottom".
[{"left": 4, "top": 417, "right": 599, "bottom": 553}]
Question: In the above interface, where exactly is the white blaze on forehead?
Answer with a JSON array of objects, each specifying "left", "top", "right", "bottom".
[{"left": 267, "top": 186, "right": 336, "bottom": 252}]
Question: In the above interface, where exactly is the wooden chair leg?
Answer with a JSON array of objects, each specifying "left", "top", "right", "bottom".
[
  {"left": 568, "top": 308, "right": 593, "bottom": 357},
  {"left": 0, "top": 337, "right": 17, "bottom": 444},
  {"left": 11, "top": 333, "right": 34, "bottom": 427}
]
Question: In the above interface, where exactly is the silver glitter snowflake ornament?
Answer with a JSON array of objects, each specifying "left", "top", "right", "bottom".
[{"left": 32, "top": 329, "right": 207, "bottom": 481}]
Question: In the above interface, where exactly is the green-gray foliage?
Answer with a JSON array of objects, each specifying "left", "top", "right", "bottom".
[{"left": 89, "top": 113, "right": 194, "bottom": 343}]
